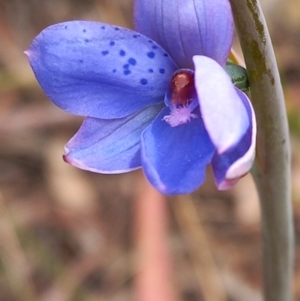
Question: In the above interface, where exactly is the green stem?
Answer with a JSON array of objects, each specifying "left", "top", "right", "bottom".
[{"left": 228, "top": 1, "right": 294, "bottom": 301}]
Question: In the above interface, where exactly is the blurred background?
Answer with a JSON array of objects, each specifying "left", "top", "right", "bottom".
[{"left": 0, "top": 0, "right": 299, "bottom": 300}]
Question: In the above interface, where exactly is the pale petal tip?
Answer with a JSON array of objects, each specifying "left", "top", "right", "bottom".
[
  {"left": 63, "top": 147, "right": 86, "bottom": 169},
  {"left": 24, "top": 49, "right": 30, "bottom": 57},
  {"left": 217, "top": 177, "right": 240, "bottom": 190},
  {"left": 62, "top": 154, "right": 70, "bottom": 164},
  {"left": 24, "top": 45, "right": 34, "bottom": 58},
  {"left": 63, "top": 153, "right": 90, "bottom": 171}
]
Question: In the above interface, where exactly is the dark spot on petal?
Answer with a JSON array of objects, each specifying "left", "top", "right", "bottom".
[
  {"left": 101, "top": 50, "right": 109, "bottom": 56},
  {"left": 152, "top": 45, "right": 158, "bottom": 49},
  {"left": 83, "top": 29, "right": 86, "bottom": 33},
  {"left": 64, "top": 25, "right": 68, "bottom": 29},
  {"left": 147, "top": 51, "right": 155, "bottom": 58},
  {"left": 128, "top": 58, "right": 137, "bottom": 66},
  {"left": 101, "top": 26, "right": 105, "bottom": 29},
  {"left": 124, "top": 70, "right": 131, "bottom": 75},
  {"left": 133, "top": 34, "right": 138, "bottom": 38},
  {"left": 123, "top": 64, "right": 130, "bottom": 69},
  {"left": 85, "top": 39, "right": 90, "bottom": 43},
  {"left": 115, "top": 27, "right": 120, "bottom": 31},
  {"left": 140, "top": 78, "right": 148, "bottom": 85},
  {"left": 119, "top": 50, "right": 126, "bottom": 56},
  {"left": 163, "top": 53, "right": 169, "bottom": 57},
  {"left": 112, "top": 69, "right": 116, "bottom": 73},
  {"left": 148, "top": 69, "right": 154, "bottom": 73},
  {"left": 109, "top": 41, "right": 115, "bottom": 46},
  {"left": 79, "top": 59, "right": 84, "bottom": 63},
  {"left": 148, "top": 40, "right": 153, "bottom": 43},
  {"left": 159, "top": 68, "right": 165, "bottom": 74}
]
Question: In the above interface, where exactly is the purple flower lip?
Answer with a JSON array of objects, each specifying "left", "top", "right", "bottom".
[{"left": 25, "top": 0, "right": 256, "bottom": 195}]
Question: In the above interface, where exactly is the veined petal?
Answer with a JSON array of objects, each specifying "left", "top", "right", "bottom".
[
  {"left": 64, "top": 104, "right": 164, "bottom": 173},
  {"left": 141, "top": 107, "right": 215, "bottom": 195},
  {"left": 193, "top": 55, "right": 249, "bottom": 153},
  {"left": 26, "top": 21, "right": 177, "bottom": 119},
  {"left": 135, "top": 0, "right": 233, "bottom": 68},
  {"left": 211, "top": 90, "right": 256, "bottom": 190}
]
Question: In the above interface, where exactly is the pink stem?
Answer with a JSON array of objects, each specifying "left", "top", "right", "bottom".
[{"left": 134, "top": 174, "right": 180, "bottom": 301}]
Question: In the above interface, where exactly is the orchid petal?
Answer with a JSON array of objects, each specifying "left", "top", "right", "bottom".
[
  {"left": 193, "top": 55, "right": 249, "bottom": 153},
  {"left": 211, "top": 90, "right": 256, "bottom": 190},
  {"left": 64, "top": 104, "right": 163, "bottom": 173},
  {"left": 135, "top": 0, "right": 233, "bottom": 68},
  {"left": 26, "top": 21, "right": 177, "bottom": 119},
  {"left": 141, "top": 107, "right": 215, "bottom": 195}
]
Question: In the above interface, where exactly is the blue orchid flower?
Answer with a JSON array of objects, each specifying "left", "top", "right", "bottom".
[{"left": 25, "top": 0, "right": 256, "bottom": 195}]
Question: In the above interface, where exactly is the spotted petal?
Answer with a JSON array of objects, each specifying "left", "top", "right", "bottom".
[
  {"left": 141, "top": 107, "right": 215, "bottom": 195},
  {"left": 211, "top": 90, "right": 256, "bottom": 190},
  {"left": 135, "top": 0, "right": 233, "bottom": 68},
  {"left": 64, "top": 104, "right": 163, "bottom": 173},
  {"left": 26, "top": 21, "right": 177, "bottom": 119},
  {"left": 193, "top": 55, "right": 249, "bottom": 154}
]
